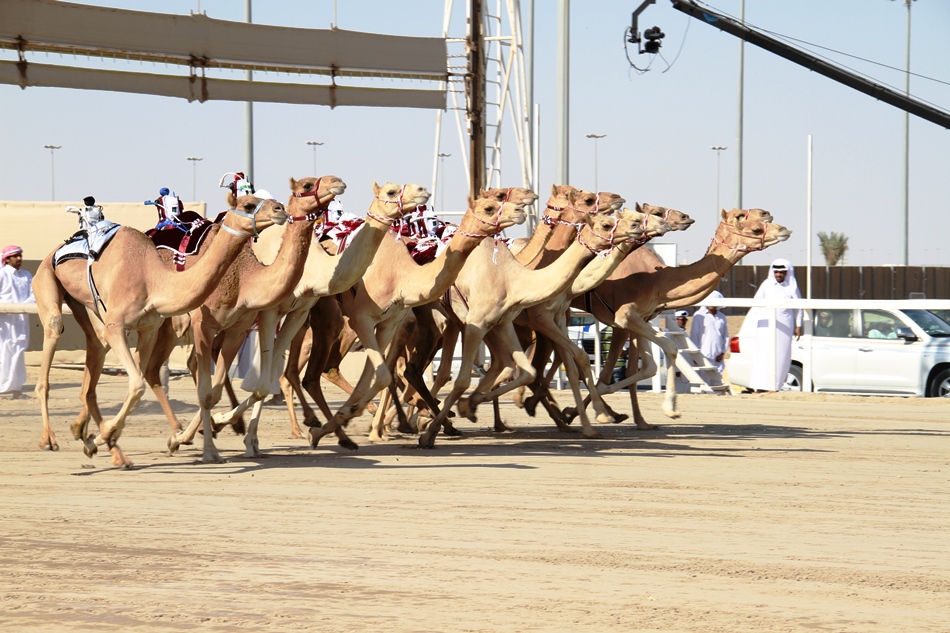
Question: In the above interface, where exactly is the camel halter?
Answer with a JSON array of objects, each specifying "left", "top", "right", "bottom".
[
  {"left": 546, "top": 192, "right": 603, "bottom": 230},
  {"left": 222, "top": 199, "right": 268, "bottom": 239},
  {"left": 577, "top": 217, "right": 620, "bottom": 258},
  {"left": 709, "top": 221, "right": 770, "bottom": 253},
  {"left": 288, "top": 177, "right": 331, "bottom": 223},
  {"left": 626, "top": 212, "right": 653, "bottom": 247}
]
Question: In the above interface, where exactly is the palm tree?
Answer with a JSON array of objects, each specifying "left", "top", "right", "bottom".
[{"left": 818, "top": 231, "right": 849, "bottom": 266}]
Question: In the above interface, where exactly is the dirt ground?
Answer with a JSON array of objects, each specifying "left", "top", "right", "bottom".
[{"left": 2, "top": 360, "right": 949, "bottom": 633}]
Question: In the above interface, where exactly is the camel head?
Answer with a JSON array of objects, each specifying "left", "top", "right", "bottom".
[
  {"left": 622, "top": 206, "right": 673, "bottom": 243},
  {"left": 371, "top": 181, "right": 431, "bottom": 221},
  {"left": 709, "top": 214, "right": 792, "bottom": 256},
  {"left": 223, "top": 192, "right": 289, "bottom": 234},
  {"left": 458, "top": 196, "right": 527, "bottom": 236},
  {"left": 722, "top": 207, "right": 773, "bottom": 225},
  {"left": 289, "top": 176, "right": 347, "bottom": 213},
  {"left": 576, "top": 208, "right": 629, "bottom": 254},
  {"left": 637, "top": 202, "right": 694, "bottom": 232},
  {"left": 479, "top": 187, "right": 540, "bottom": 207}
]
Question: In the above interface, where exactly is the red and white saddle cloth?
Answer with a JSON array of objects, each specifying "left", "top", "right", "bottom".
[{"left": 319, "top": 209, "right": 459, "bottom": 265}]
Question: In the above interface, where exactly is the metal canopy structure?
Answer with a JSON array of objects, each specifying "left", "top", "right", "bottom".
[
  {"left": 434, "top": 0, "right": 534, "bottom": 210},
  {"left": 0, "top": 0, "right": 448, "bottom": 108}
]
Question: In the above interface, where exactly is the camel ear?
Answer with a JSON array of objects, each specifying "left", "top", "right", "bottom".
[
  {"left": 372, "top": 180, "right": 380, "bottom": 196},
  {"left": 467, "top": 195, "right": 476, "bottom": 209},
  {"left": 289, "top": 177, "right": 298, "bottom": 191},
  {"left": 635, "top": 202, "right": 643, "bottom": 213},
  {"left": 567, "top": 189, "right": 577, "bottom": 205},
  {"left": 479, "top": 188, "right": 489, "bottom": 197},
  {"left": 550, "top": 184, "right": 559, "bottom": 196},
  {"left": 226, "top": 190, "right": 238, "bottom": 208},
  {"left": 720, "top": 208, "right": 729, "bottom": 221}
]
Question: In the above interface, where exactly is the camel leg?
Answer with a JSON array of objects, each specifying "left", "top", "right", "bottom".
[
  {"left": 143, "top": 318, "right": 188, "bottom": 435},
  {"left": 86, "top": 322, "right": 153, "bottom": 469},
  {"left": 170, "top": 313, "right": 224, "bottom": 463},
  {"left": 65, "top": 300, "right": 109, "bottom": 441},
  {"left": 309, "top": 314, "right": 397, "bottom": 451},
  {"left": 419, "top": 322, "right": 486, "bottom": 449},
  {"left": 598, "top": 316, "right": 680, "bottom": 428},
  {"left": 531, "top": 317, "right": 609, "bottom": 438},
  {"left": 33, "top": 261, "right": 66, "bottom": 452},
  {"left": 282, "top": 321, "right": 312, "bottom": 438}
]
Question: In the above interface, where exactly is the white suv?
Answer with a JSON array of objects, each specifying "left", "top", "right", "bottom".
[{"left": 727, "top": 308, "right": 950, "bottom": 397}]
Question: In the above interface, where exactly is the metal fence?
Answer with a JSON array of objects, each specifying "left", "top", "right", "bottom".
[{"left": 718, "top": 266, "right": 950, "bottom": 302}]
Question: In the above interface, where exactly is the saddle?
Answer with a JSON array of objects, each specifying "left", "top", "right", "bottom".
[
  {"left": 146, "top": 211, "right": 215, "bottom": 271},
  {"left": 53, "top": 221, "right": 122, "bottom": 269}
]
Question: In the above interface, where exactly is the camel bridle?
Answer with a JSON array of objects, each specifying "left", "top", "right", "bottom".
[
  {"left": 288, "top": 177, "right": 334, "bottom": 223},
  {"left": 577, "top": 215, "right": 620, "bottom": 257},
  {"left": 709, "top": 220, "right": 770, "bottom": 253},
  {"left": 222, "top": 199, "right": 269, "bottom": 239},
  {"left": 546, "top": 192, "right": 607, "bottom": 230}
]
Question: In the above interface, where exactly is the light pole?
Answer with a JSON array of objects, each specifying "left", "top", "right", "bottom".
[
  {"left": 43, "top": 144, "right": 61, "bottom": 201},
  {"left": 585, "top": 134, "right": 605, "bottom": 192},
  {"left": 187, "top": 157, "right": 203, "bottom": 201},
  {"left": 307, "top": 141, "right": 324, "bottom": 175},
  {"left": 438, "top": 152, "right": 451, "bottom": 210},
  {"left": 894, "top": 0, "right": 916, "bottom": 265},
  {"left": 711, "top": 146, "right": 727, "bottom": 215}
]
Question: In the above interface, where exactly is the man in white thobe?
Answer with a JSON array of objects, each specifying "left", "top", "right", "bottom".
[
  {"left": 690, "top": 290, "right": 729, "bottom": 372},
  {"left": 748, "top": 259, "right": 802, "bottom": 392},
  {"left": 0, "top": 245, "right": 36, "bottom": 398}
]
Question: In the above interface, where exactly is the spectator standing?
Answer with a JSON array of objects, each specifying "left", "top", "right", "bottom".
[
  {"left": 673, "top": 310, "right": 689, "bottom": 331},
  {"left": 0, "top": 245, "right": 36, "bottom": 398},
  {"left": 748, "top": 259, "right": 802, "bottom": 392},
  {"left": 689, "top": 290, "right": 729, "bottom": 372}
]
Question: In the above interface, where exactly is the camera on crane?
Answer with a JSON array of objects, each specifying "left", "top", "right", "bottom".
[{"left": 643, "top": 26, "right": 665, "bottom": 54}]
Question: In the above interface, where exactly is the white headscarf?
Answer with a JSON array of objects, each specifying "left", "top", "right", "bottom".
[
  {"left": 695, "top": 290, "right": 724, "bottom": 317},
  {"left": 760, "top": 258, "right": 799, "bottom": 295}
]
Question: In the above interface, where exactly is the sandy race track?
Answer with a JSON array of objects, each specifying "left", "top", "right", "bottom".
[{"left": 1, "top": 363, "right": 949, "bottom": 632}]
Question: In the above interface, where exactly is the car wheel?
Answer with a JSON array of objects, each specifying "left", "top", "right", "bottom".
[
  {"left": 928, "top": 368, "right": 950, "bottom": 398},
  {"left": 784, "top": 364, "right": 803, "bottom": 392}
]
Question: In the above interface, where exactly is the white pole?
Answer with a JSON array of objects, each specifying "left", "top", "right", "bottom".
[
  {"left": 900, "top": 0, "right": 911, "bottom": 266},
  {"left": 806, "top": 135, "right": 813, "bottom": 300},
  {"left": 244, "top": 0, "right": 254, "bottom": 182},
  {"left": 555, "top": 0, "right": 569, "bottom": 185},
  {"left": 736, "top": 0, "right": 745, "bottom": 210},
  {"left": 804, "top": 134, "right": 814, "bottom": 393}
]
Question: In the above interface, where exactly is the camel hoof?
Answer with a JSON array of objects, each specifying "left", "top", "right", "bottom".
[
  {"left": 442, "top": 424, "right": 463, "bottom": 437},
  {"left": 166, "top": 435, "right": 181, "bottom": 454},
  {"left": 582, "top": 429, "right": 603, "bottom": 439},
  {"left": 613, "top": 413, "right": 629, "bottom": 424},
  {"left": 493, "top": 422, "right": 512, "bottom": 433},
  {"left": 82, "top": 437, "right": 98, "bottom": 458},
  {"left": 70, "top": 425, "right": 84, "bottom": 441},
  {"left": 39, "top": 439, "right": 59, "bottom": 451},
  {"left": 418, "top": 436, "right": 437, "bottom": 449},
  {"left": 561, "top": 407, "right": 579, "bottom": 423},
  {"left": 232, "top": 417, "right": 246, "bottom": 435},
  {"left": 338, "top": 438, "right": 359, "bottom": 451},
  {"left": 396, "top": 421, "right": 415, "bottom": 435},
  {"left": 303, "top": 415, "right": 322, "bottom": 428},
  {"left": 308, "top": 428, "right": 323, "bottom": 449},
  {"left": 523, "top": 397, "right": 539, "bottom": 417},
  {"left": 634, "top": 421, "right": 658, "bottom": 430},
  {"left": 202, "top": 454, "right": 226, "bottom": 464},
  {"left": 595, "top": 413, "right": 615, "bottom": 425}
]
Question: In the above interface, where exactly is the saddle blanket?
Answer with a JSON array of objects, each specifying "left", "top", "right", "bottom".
[{"left": 53, "top": 221, "right": 122, "bottom": 269}]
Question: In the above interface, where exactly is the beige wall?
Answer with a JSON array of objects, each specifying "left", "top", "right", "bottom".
[{"left": 1, "top": 199, "right": 206, "bottom": 353}]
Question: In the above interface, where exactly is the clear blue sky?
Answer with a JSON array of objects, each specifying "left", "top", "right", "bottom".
[{"left": 2, "top": 0, "right": 948, "bottom": 267}]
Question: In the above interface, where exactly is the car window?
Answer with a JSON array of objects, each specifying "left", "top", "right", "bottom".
[
  {"left": 860, "top": 310, "right": 901, "bottom": 339},
  {"left": 814, "top": 309, "right": 853, "bottom": 338},
  {"left": 905, "top": 309, "right": 950, "bottom": 337}
]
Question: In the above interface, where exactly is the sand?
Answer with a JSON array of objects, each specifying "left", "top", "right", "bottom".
[{"left": 1, "top": 362, "right": 949, "bottom": 632}]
